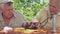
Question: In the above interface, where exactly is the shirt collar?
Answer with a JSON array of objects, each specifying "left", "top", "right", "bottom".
[
  {"left": 57, "top": 11, "right": 60, "bottom": 16},
  {"left": 0, "top": 12, "right": 3, "bottom": 21},
  {"left": 13, "top": 11, "right": 16, "bottom": 18}
]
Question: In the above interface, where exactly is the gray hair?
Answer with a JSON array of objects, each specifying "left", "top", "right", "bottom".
[{"left": 0, "top": 4, "right": 4, "bottom": 9}]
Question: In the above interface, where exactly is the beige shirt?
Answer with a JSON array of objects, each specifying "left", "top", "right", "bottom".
[
  {"left": 33, "top": 6, "right": 60, "bottom": 28},
  {"left": 0, "top": 10, "right": 27, "bottom": 29}
]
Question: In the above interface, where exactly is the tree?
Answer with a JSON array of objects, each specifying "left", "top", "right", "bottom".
[{"left": 14, "top": 0, "right": 49, "bottom": 21}]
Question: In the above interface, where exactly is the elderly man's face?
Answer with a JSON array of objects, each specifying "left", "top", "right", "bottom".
[
  {"left": 3, "top": 3, "right": 13, "bottom": 18},
  {"left": 49, "top": 0, "right": 59, "bottom": 17},
  {"left": 49, "top": 4, "right": 57, "bottom": 15}
]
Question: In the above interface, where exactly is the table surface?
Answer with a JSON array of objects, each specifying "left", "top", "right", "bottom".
[{"left": 0, "top": 28, "right": 60, "bottom": 34}]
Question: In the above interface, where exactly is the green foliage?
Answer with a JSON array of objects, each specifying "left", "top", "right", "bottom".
[{"left": 14, "top": 0, "right": 49, "bottom": 21}]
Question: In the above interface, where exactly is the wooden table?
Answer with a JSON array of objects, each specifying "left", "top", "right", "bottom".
[{"left": 0, "top": 28, "right": 60, "bottom": 34}]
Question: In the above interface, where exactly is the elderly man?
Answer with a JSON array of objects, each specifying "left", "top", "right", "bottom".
[
  {"left": 33, "top": 0, "right": 60, "bottom": 28},
  {"left": 0, "top": 0, "right": 27, "bottom": 30}
]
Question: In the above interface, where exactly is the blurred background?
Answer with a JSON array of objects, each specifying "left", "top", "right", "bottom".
[{"left": 14, "top": 0, "right": 49, "bottom": 21}]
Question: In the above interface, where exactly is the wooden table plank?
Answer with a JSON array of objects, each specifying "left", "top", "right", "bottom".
[{"left": 0, "top": 28, "right": 60, "bottom": 34}]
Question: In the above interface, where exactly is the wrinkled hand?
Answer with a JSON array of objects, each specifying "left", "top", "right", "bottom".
[
  {"left": 24, "top": 22, "right": 39, "bottom": 29},
  {"left": 23, "top": 22, "right": 31, "bottom": 29}
]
